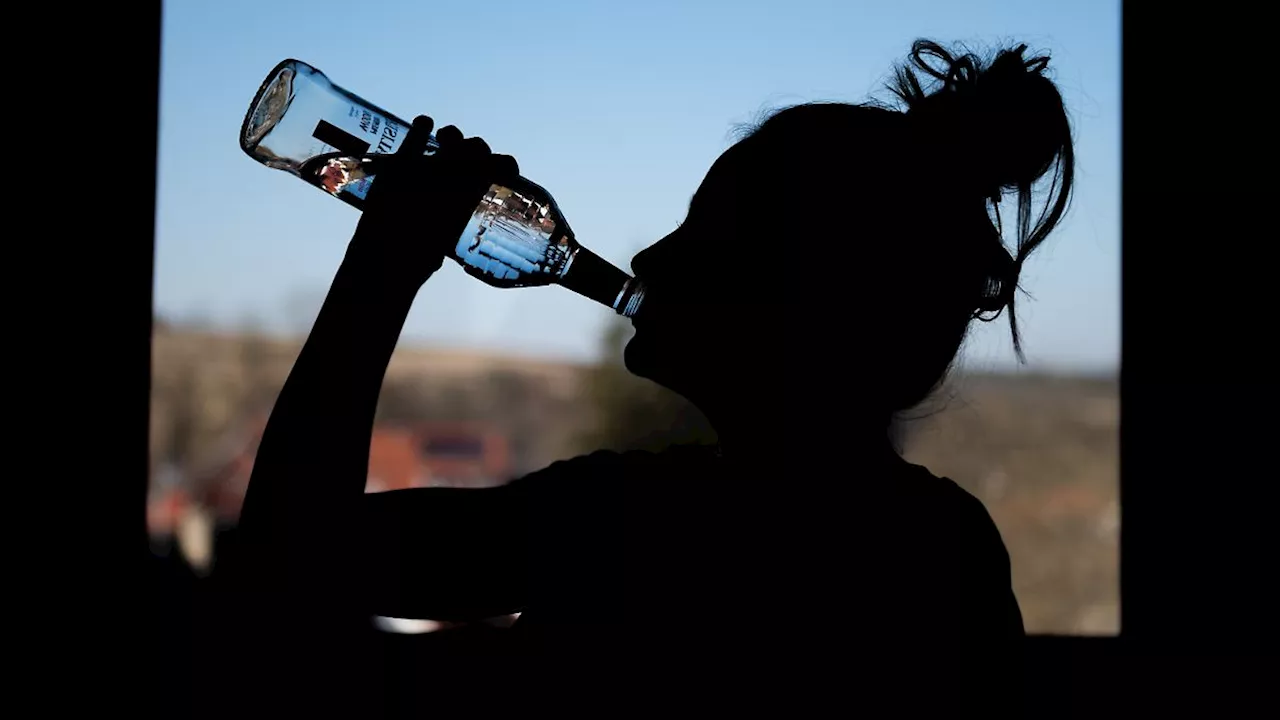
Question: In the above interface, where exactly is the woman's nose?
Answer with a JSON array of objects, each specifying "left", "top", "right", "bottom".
[{"left": 630, "top": 229, "right": 682, "bottom": 279}]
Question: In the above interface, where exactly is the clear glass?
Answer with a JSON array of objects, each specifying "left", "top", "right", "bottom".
[{"left": 240, "top": 59, "right": 646, "bottom": 317}]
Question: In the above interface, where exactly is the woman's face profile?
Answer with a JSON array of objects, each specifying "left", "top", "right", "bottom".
[{"left": 623, "top": 142, "right": 774, "bottom": 402}]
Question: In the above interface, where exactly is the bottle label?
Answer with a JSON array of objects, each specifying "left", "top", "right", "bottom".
[
  {"left": 349, "top": 105, "right": 404, "bottom": 155},
  {"left": 313, "top": 119, "right": 370, "bottom": 156},
  {"left": 309, "top": 108, "right": 404, "bottom": 157},
  {"left": 349, "top": 107, "right": 404, "bottom": 199},
  {"left": 306, "top": 107, "right": 406, "bottom": 203}
]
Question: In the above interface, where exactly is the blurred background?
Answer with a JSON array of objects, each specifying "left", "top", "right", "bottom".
[{"left": 150, "top": 0, "right": 1119, "bottom": 637}]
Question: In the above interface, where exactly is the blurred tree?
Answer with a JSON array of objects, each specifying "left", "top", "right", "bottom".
[
  {"left": 484, "top": 368, "right": 558, "bottom": 474},
  {"left": 434, "top": 382, "right": 483, "bottom": 422},
  {"left": 158, "top": 356, "right": 201, "bottom": 475},
  {"left": 376, "top": 374, "right": 436, "bottom": 425},
  {"left": 236, "top": 313, "right": 286, "bottom": 419},
  {"left": 575, "top": 317, "right": 716, "bottom": 454},
  {"left": 376, "top": 374, "right": 487, "bottom": 426}
]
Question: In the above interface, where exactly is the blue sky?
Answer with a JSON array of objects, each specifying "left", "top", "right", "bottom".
[{"left": 156, "top": 0, "right": 1119, "bottom": 371}]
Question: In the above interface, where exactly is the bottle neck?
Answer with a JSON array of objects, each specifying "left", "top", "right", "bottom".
[
  {"left": 618, "top": 279, "right": 647, "bottom": 318},
  {"left": 559, "top": 245, "right": 646, "bottom": 317}
]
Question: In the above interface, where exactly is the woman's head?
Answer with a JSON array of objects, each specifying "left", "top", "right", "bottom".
[{"left": 625, "top": 39, "right": 1074, "bottom": 431}]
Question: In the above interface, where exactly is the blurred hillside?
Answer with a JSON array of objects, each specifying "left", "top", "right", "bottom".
[
  {"left": 900, "top": 373, "right": 1119, "bottom": 634},
  {"left": 150, "top": 322, "right": 591, "bottom": 479},
  {"left": 149, "top": 322, "right": 1118, "bottom": 635}
]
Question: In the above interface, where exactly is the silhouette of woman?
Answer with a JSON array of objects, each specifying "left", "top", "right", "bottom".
[{"left": 233, "top": 39, "right": 1074, "bottom": 704}]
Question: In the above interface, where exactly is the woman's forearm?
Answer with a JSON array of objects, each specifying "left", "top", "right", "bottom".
[{"left": 236, "top": 243, "right": 423, "bottom": 588}]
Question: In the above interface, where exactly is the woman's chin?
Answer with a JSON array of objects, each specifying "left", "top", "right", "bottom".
[
  {"left": 622, "top": 335, "right": 648, "bottom": 377},
  {"left": 625, "top": 333, "right": 674, "bottom": 384},
  {"left": 626, "top": 335, "right": 694, "bottom": 398}
]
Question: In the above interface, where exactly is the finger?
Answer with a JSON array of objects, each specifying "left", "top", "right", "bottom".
[
  {"left": 456, "top": 136, "right": 492, "bottom": 160},
  {"left": 398, "top": 115, "right": 435, "bottom": 156},
  {"left": 490, "top": 154, "right": 520, "bottom": 183},
  {"left": 434, "top": 125, "right": 465, "bottom": 149}
]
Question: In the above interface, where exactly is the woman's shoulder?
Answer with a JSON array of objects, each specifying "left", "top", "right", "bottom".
[
  {"left": 896, "top": 462, "right": 997, "bottom": 518},
  {"left": 510, "top": 443, "right": 718, "bottom": 494},
  {"left": 892, "top": 461, "right": 1013, "bottom": 572}
]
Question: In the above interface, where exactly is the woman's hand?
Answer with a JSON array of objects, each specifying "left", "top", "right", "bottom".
[{"left": 347, "top": 115, "right": 520, "bottom": 289}]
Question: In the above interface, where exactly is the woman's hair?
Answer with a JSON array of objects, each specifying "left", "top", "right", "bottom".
[
  {"left": 887, "top": 39, "right": 1075, "bottom": 360},
  {"left": 738, "top": 39, "right": 1075, "bottom": 414}
]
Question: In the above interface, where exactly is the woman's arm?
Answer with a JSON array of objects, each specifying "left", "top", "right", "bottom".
[
  {"left": 358, "top": 449, "right": 631, "bottom": 622},
  {"left": 234, "top": 246, "right": 420, "bottom": 595},
  {"left": 359, "top": 484, "right": 528, "bottom": 621},
  {"left": 232, "top": 117, "right": 522, "bottom": 608}
]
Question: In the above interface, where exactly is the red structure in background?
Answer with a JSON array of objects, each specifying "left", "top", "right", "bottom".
[
  {"left": 412, "top": 422, "right": 510, "bottom": 489},
  {"left": 366, "top": 426, "right": 428, "bottom": 493},
  {"left": 147, "top": 486, "right": 192, "bottom": 537},
  {"left": 146, "top": 419, "right": 517, "bottom": 627}
]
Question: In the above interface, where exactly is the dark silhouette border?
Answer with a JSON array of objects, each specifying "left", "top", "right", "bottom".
[{"left": 21, "top": 2, "right": 1277, "bottom": 716}]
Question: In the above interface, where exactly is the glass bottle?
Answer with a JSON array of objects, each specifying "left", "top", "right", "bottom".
[{"left": 240, "top": 59, "right": 645, "bottom": 318}]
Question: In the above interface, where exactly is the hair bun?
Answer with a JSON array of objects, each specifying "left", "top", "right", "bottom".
[{"left": 893, "top": 40, "right": 1068, "bottom": 200}]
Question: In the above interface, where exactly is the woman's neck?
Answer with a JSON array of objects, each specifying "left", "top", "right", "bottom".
[{"left": 710, "top": 409, "right": 901, "bottom": 471}]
